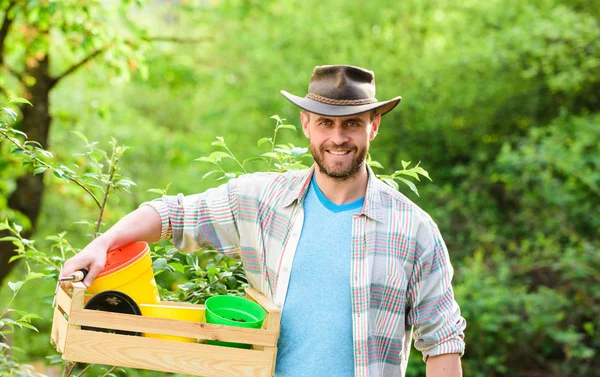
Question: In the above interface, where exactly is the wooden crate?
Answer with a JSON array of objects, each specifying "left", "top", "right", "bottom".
[{"left": 51, "top": 282, "right": 281, "bottom": 377}]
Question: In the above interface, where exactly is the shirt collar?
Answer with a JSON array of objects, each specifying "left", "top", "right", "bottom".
[
  {"left": 281, "top": 164, "right": 385, "bottom": 222},
  {"left": 281, "top": 166, "right": 315, "bottom": 208}
]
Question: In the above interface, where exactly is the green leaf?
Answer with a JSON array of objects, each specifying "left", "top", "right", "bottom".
[
  {"left": 194, "top": 156, "right": 216, "bottom": 163},
  {"left": 12, "top": 129, "right": 28, "bottom": 138},
  {"left": 211, "top": 136, "right": 226, "bottom": 147},
  {"left": 8, "top": 281, "right": 23, "bottom": 292},
  {"left": 168, "top": 262, "right": 185, "bottom": 273},
  {"left": 261, "top": 152, "right": 280, "bottom": 159},
  {"left": 0, "top": 236, "right": 20, "bottom": 242},
  {"left": 368, "top": 160, "right": 384, "bottom": 169},
  {"left": 3, "top": 107, "right": 18, "bottom": 121},
  {"left": 8, "top": 255, "right": 23, "bottom": 263},
  {"left": 33, "top": 167, "right": 47, "bottom": 175},
  {"left": 0, "top": 342, "right": 9, "bottom": 349},
  {"left": 397, "top": 177, "right": 419, "bottom": 196},
  {"left": 270, "top": 115, "right": 282, "bottom": 122},
  {"left": 414, "top": 166, "right": 432, "bottom": 181},
  {"left": 290, "top": 147, "right": 308, "bottom": 158},
  {"left": 152, "top": 257, "right": 168, "bottom": 270},
  {"left": 25, "top": 272, "right": 45, "bottom": 282},
  {"left": 117, "top": 179, "right": 137, "bottom": 187},
  {"left": 397, "top": 170, "right": 420, "bottom": 181},
  {"left": 17, "top": 322, "right": 38, "bottom": 332},
  {"left": 208, "top": 151, "right": 233, "bottom": 161},
  {"left": 401, "top": 160, "right": 411, "bottom": 169},
  {"left": 257, "top": 137, "right": 272, "bottom": 147},
  {"left": 381, "top": 177, "right": 399, "bottom": 190},
  {"left": 186, "top": 253, "right": 199, "bottom": 270},
  {"left": 8, "top": 97, "right": 32, "bottom": 106},
  {"left": 277, "top": 124, "right": 296, "bottom": 131},
  {"left": 70, "top": 131, "right": 89, "bottom": 145},
  {"left": 147, "top": 188, "right": 165, "bottom": 195}
]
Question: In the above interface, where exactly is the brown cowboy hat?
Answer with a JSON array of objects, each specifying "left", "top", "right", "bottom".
[{"left": 281, "top": 65, "right": 402, "bottom": 117}]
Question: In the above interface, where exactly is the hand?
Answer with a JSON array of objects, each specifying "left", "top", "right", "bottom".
[{"left": 60, "top": 237, "right": 110, "bottom": 288}]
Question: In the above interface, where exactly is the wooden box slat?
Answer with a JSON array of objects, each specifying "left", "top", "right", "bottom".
[
  {"left": 51, "top": 282, "right": 281, "bottom": 377},
  {"left": 69, "top": 308, "right": 279, "bottom": 345},
  {"left": 63, "top": 329, "right": 276, "bottom": 377}
]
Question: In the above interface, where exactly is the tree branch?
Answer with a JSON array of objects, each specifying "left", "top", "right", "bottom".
[
  {"left": 49, "top": 47, "right": 107, "bottom": 89},
  {"left": 0, "top": 129, "right": 102, "bottom": 209},
  {"left": 0, "top": 1, "right": 16, "bottom": 65}
]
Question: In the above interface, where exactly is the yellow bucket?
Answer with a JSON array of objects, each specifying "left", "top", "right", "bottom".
[
  {"left": 87, "top": 242, "right": 160, "bottom": 305},
  {"left": 140, "top": 302, "right": 205, "bottom": 342}
]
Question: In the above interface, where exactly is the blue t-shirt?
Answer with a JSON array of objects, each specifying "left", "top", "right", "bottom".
[{"left": 276, "top": 176, "right": 364, "bottom": 377}]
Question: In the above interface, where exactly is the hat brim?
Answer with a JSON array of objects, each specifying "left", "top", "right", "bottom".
[{"left": 280, "top": 90, "right": 401, "bottom": 117}]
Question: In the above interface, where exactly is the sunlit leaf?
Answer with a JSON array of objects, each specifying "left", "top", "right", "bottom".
[
  {"left": 3, "top": 107, "right": 18, "bottom": 121},
  {"left": 397, "top": 177, "right": 419, "bottom": 196},
  {"left": 8, "top": 97, "right": 32, "bottom": 106},
  {"left": 70, "top": 131, "right": 89, "bottom": 145},
  {"left": 33, "top": 167, "right": 47, "bottom": 175},
  {"left": 261, "top": 152, "right": 279, "bottom": 159},
  {"left": 8, "top": 281, "right": 23, "bottom": 292},
  {"left": 277, "top": 124, "right": 296, "bottom": 131},
  {"left": 257, "top": 137, "right": 272, "bottom": 147},
  {"left": 209, "top": 151, "right": 233, "bottom": 161}
]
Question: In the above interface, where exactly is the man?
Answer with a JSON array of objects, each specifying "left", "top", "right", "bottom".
[{"left": 62, "top": 65, "right": 466, "bottom": 376}]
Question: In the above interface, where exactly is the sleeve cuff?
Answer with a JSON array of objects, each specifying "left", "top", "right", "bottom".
[
  {"left": 422, "top": 337, "right": 465, "bottom": 362},
  {"left": 140, "top": 199, "right": 172, "bottom": 241}
]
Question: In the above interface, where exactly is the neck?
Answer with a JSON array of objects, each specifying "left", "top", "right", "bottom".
[{"left": 313, "top": 164, "right": 369, "bottom": 205}]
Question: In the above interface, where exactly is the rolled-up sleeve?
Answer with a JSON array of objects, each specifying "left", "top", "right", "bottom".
[
  {"left": 407, "top": 220, "right": 466, "bottom": 361},
  {"left": 140, "top": 179, "right": 240, "bottom": 255}
]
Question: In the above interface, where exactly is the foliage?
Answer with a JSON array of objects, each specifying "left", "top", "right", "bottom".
[{"left": 0, "top": 0, "right": 599, "bottom": 376}]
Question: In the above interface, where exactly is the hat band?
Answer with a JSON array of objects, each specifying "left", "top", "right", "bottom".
[{"left": 306, "top": 93, "right": 378, "bottom": 106}]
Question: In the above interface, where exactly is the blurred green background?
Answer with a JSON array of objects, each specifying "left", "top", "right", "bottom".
[{"left": 0, "top": 0, "right": 599, "bottom": 376}]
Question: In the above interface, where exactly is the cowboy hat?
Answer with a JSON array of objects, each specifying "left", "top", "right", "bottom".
[{"left": 280, "top": 65, "right": 402, "bottom": 117}]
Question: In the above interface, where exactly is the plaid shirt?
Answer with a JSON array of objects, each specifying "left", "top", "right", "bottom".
[{"left": 146, "top": 166, "right": 466, "bottom": 377}]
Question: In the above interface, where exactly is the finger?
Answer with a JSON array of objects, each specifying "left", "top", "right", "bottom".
[{"left": 83, "top": 261, "right": 104, "bottom": 288}]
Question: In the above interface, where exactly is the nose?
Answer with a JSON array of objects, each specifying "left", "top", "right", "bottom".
[{"left": 329, "top": 126, "right": 349, "bottom": 145}]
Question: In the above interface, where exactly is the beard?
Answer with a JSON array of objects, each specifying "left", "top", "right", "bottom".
[{"left": 311, "top": 142, "right": 368, "bottom": 180}]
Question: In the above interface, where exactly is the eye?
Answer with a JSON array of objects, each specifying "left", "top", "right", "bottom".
[
  {"left": 318, "top": 119, "right": 332, "bottom": 126},
  {"left": 346, "top": 121, "right": 360, "bottom": 127}
]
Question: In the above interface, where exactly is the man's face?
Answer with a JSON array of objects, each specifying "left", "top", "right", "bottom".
[{"left": 301, "top": 111, "right": 381, "bottom": 180}]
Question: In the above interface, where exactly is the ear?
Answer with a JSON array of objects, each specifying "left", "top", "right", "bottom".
[
  {"left": 300, "top": 111, "right": 310, "bottom": 138},
  {"left": 369, "top": 114, "right": 381, "bottom": 141}
]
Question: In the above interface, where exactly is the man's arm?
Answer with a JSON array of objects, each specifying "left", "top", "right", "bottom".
[
  {"left": 61, "top": 205, "right": 162, "bottom": 287},
  {"left": 406, "top": 219, "right": 466, "bottom": 366},
  {"left": 426, "top": 354, "right": 462, "bottom": 377}
]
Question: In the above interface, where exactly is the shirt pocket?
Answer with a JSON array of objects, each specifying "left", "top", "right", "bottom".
[
  {"left": 369, "top": 274, "right": 408, "bottom": 335},
  {"left": 368, "top": 275, "right": 409, "bottom": 365}
]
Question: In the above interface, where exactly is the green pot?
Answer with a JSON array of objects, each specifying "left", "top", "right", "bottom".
[{"left": 205, "top": 295, "right": 267, "bottom": 349}]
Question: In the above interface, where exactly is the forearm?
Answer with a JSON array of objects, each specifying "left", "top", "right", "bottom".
[
  {"left": 426, "top": 354, "right": 462, "bottom": 377},
  {"left": 95, "top": 205, "right": 163, "bottom": 250}
]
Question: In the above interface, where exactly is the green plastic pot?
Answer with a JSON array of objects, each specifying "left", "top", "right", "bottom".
[{"left": 205, "top": 295, "right": 267, "bottom": 349}]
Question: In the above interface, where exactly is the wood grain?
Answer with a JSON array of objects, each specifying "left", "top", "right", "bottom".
[
  {"left": 69, "top": 308, "right": 278, "bottom": 346},
  {"left": 51, "top": 306, "right": 68, "bottom": 353},
  {"left": 63, "top": 329, "right": 276, "bottom": 377}
]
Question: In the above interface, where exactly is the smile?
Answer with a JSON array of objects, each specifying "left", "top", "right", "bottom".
[{"left": 327, "top": 150, "right": 351, "bottom": 155}]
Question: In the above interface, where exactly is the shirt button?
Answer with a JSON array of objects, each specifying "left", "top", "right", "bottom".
[{"left": 283, "top": 267, "right": 290, "bottom": 272}]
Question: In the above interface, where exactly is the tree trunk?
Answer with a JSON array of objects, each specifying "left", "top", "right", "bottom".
[{"left": 0, "top": 55, "right": 52, "bottom": 284}]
